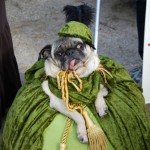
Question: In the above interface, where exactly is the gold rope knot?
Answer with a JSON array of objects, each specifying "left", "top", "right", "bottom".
[
  {"left": 57, "top": 70, "right": 83, "bottom": 112},
  {"left": 96, "top": 64, "right": 113, "bottom": 84}
]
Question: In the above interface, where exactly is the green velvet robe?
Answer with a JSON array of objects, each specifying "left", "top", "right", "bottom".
[{"left": 1, "top": 56, "right": 150, "bottom": 150}]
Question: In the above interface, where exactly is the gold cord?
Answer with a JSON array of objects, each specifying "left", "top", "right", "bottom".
[
  {"left": 57, "top": 70, "right": 83, "bottom": 112},
  {"left": 96, "top": 64, "right": 113, "bottom": 84},
  {"left": 60, "top": 117, "right": 72, "bottom": 150},
  {"left": 58, "top": 64, "right": 111, "bottom": 150}
]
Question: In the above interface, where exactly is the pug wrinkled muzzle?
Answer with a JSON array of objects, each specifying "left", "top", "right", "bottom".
[{"left": 53, "top": 37, "right": 86, "bottom": 71}]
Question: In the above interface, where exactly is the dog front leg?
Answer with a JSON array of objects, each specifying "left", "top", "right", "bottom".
[
  {"left": 95, "top": 84, "right": 108, "bottom": 117},
  {"left": 42, "top": 81, "right": 88, "bottom": 143}
]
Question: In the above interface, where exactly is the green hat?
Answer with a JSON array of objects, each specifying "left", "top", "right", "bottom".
[{"left": 58, "top": 21, "right": 93, "bottom": 45}]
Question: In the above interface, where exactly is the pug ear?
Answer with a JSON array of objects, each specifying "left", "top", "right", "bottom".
[{"left": 38, "top": 45, "right": 51, "bottom": 60}]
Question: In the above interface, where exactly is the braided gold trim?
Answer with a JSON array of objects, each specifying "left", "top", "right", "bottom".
[
  {"left": 58, "top": 64, "right": 110, "bottom": 150},
  {"left": 57, "top": 70, "right": 83, "bottom": 112},
  {"left": 60, "top": 117, "right": 72, "bottom": 150},
  {"left": 96, "top": 64, "right": 113, "bottom": 84}
]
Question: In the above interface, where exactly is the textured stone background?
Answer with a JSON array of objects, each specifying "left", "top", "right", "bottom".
[{"left": 5, "top": 0, "right": 142, "bottom": 83}]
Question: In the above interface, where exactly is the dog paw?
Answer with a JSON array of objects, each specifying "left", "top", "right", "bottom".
[
  {"left": 96, "top": 104, "right": 108, "bottom": 117},
  {"left": 100, "top": 85, "right": 108, "bottom": 96},
  {"left": 95, "top": 98, "right": 108, "bottom": 117},
  {"left": 77, "top": 124, "right": 88, "bottom": 143}
]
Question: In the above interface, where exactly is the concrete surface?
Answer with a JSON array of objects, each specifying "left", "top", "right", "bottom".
[{"left": 5, "top": 0, "right": 142, "bottom": 83}]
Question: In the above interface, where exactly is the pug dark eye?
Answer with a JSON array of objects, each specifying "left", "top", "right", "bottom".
[{"left": 76, "top": 43, "right": 83, "bottom": 50}]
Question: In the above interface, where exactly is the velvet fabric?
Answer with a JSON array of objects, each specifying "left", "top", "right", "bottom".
[
  {"left": 42, "top": 108, "right": 114, "bottom": 150},
  {"left": 1, "top": 56, "right": 150, "bottom": 150},
  {"left": 58, "top": 21, "right": 93, "bottom": 45}
]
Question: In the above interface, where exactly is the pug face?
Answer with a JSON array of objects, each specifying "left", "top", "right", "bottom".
[
  {"left": 51, "top": 37, "right": 88, "bottom": 71},
  {"left": 41, "top": 37, "right": 100, "bottom": 78}
]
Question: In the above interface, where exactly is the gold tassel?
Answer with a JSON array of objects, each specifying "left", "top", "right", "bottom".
[
  {"left": 60, "top": 143, "right": 66, "bottom": 150},
  {"left": 57, "top": 70, "right": 108, "bottom": 150},
  {"left": 82, "top": 110, "right": 107, "bottom": 150}
]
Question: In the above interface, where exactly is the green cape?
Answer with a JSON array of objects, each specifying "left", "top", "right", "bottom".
[{"left": 1, "top": 55, "right": 150, "bottom": 150}]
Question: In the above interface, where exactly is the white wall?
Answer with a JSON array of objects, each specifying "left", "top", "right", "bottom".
[{"left": 142, "top": 0, "right": 150, "bottom": 104}]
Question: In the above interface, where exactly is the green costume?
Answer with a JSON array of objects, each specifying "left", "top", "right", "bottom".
[
  {"left": 1, "top": 55, "right": 150, "bottom": 150},
  {"left": 1, "top": 21, "right": 150, "bottom": 149}
]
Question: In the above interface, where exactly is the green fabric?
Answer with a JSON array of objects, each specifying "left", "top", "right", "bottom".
[
  {"left": 1, "top": 55, "right": 150, "bottom": 150},
  {"left": 43, "top": 107, "right": 114, "bottom": 150},
  {"left": 58, "top": 21, "right": 93, "bottom": 45},
  {"left": 43, "top": 114, "right": 88, "bottom": 150}
]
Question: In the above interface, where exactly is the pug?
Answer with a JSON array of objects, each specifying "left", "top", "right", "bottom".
[{"left": 42, "top": 36, "right": 108, "bottom": 143}]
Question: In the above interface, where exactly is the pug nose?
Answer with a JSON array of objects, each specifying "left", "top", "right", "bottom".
[{"left": 66, "top": 49, "right": 74, "bottom": 56}]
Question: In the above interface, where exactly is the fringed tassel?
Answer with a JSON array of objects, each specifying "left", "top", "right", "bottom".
[{"left": 82, "top": 110, "right": 107, "bottom": 150}]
